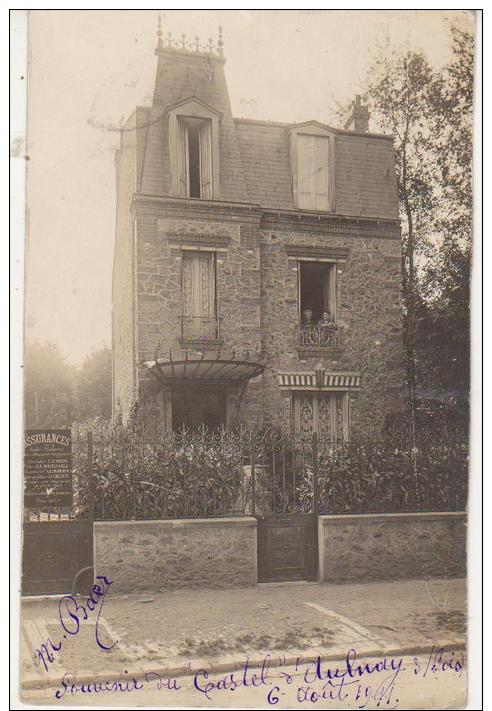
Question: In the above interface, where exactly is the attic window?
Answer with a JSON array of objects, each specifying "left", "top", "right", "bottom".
[
  {"left": 297, "top": 135, "right": 330, "bottom": 210},
  {"left": 169, "top": 99, "right": 221, "bottom": 200},
  {"left": 290, "top": 125, "right": 335, "bottom": 212},
  {"left": 177, "top": 117, "right": 213, "bottom": 199}
]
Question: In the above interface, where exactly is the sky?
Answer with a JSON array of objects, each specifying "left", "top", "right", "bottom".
[{"left": 23, "top": 9, "right": 474, "bottom": 365}]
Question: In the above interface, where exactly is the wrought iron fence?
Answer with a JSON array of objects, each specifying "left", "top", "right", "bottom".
[
  {"left": 70, "top": 426, "right": 468, "bottom": 521},
  {"left": 299, "top": 324, "right": 341, "bottom": 348}
]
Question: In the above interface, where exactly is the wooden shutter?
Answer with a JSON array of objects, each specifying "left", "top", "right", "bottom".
[
  {"left": 182, "top": 252, "right": 216, "bottom": 338},
  {"left": 178, "top": 121, "right": 189, "bottom": 197},
  {"left": 323, "top": 264, "right": 337, "bottom": 321},
  {"left": 297, "top": 135, "right": 313, "bottom": 209},
  {"left": 199, "top": 122, "right": 213, "bottom": 199},
  {"left": 297, "top": 134, "right": 330, "bottom": 210},
  {"left": 314, "top": 136, "right": 330, "bottom": 210}
]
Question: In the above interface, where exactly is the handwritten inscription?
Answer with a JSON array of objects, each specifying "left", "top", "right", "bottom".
[
  {"left": 52, "top": 647, "right": 464, "bottom": 704},
  {"left": 35, "top": 575, "right": 116, "bottom": 673}
]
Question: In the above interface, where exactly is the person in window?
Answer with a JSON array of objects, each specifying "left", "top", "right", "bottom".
[
  {"left": 302, "top": 309, "right": 313, "bottom": 324},
  {"left": 317, "top": 311, "right": 335, "bottom": 327},
  {"left": 317, "top": 311, "right": 336, "bottom": 346}
]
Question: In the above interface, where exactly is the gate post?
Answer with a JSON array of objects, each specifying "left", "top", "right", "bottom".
[
  {"left": 312, "top": 431, "right": 319, "bottom": 515},
  {"left": 87, "top": 432, "right": 94, "bottom": 522}
]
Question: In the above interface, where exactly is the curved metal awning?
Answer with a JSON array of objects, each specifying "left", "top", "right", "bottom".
[{"left": 143, "top": 354, "right": 265, "bottom": 384}]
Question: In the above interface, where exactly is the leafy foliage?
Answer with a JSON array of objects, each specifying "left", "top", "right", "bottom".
[
  {"left": 24, "top": 342, "right": 112, "bottom": 428},
  {"left": 74, "top": 426, "right": 248, "bottom": 520},
  {"left": 301, "top": 438, "right": 467, "bottom": 514},
  {"left": 361, "top": 25, "right": 474, "bottom": 435},
  {"left": 72, "top": 423, "right": 467, "bottom": 520},
  {"left": 76, "top": 348, "right": 112, "bottom": 421},
  {"left": 24, "top": 341, "right": 76, "bottom": 428}
]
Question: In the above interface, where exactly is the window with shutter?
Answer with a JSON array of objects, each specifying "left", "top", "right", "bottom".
[
  {"left": 182, "top": 252, "right": 217, "bottom": 341},
  {"left": 175, "top": 118, "right": 214, "bottom": 199},
  {"left": 297, "top": 134, "right": 330, "bottom": 210},
  {"left": 199, "top": 122, "right": 213, "bottom": 199},
  {"left": 177, "top": 121, "right": 189, "bottom": 197},
  {"left": 168, "top": 98, "right": 221, "bottom": 199}
]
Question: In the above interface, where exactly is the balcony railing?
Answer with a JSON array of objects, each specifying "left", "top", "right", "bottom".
[
  {"left": 299, "top": 324, "right": 341, "bottom": 348},
  {"left": 181, "top": 315, "right": 221, "bottom": 343}
]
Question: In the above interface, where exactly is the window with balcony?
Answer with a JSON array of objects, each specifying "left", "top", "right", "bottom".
[
  {"left": 181, "top": 251, "right": 219, "bottom": 343},
  {"left": 299, "top": 261, "right": 339, "bottom": 348}
]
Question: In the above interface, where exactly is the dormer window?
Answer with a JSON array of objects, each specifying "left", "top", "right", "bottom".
[
  {"left": 297, "top": 135, "right": 330, "bottom": 210},
  {"left": 177, "top": 117, "right": 212, "bottom": 198},
  {"left": 168, "top": 97, "right": 221, "bottom": 200},
  {"left": 290, "top": 123, "right": 335, "bottom": 212}
]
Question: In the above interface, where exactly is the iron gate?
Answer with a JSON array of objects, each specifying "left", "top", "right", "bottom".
[
  {"left": 252, "top": 430, "right": 319, "bottom": 583},
  {"left": 22, "top": 433, "right": 94, "bottom": 596}
]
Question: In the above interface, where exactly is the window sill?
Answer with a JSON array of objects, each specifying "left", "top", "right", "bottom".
[
  {"left": 297, "top": 347, "right": 343, "bottom": 359},
  {"left": 179, "top": 338, "right": 224, "bottom": 350}
]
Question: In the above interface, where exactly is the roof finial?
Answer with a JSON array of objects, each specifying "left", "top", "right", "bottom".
[
  {"left": 217, "top": 26, "right": 224, "bottom": 56},
  {"left": 156, "top": 12, "right": 163, "bottom": 50}
]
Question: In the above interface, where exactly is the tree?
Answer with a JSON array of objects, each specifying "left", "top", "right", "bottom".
[
  {"left": 417, "top": 26, "right": 474, "bottom": 405},
  {"left": 75, "top": 347, "right": 112, "bottom": 422},
  {"left": 362, "top": 25, "right": 474, "bottom": 435},
  {"left": 362, "top": 49, "right": 436, "bottom": 401},
  {"left": 24, "top": 341, "right": 76, "bottom": 428}
]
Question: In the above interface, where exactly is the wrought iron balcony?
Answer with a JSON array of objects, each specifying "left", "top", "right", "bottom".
[
  {"left": 299, "top": 324, "right": 341, "bottom": 349},
  {"left": 181, "top": 315, "right": 221, "bottom": 344}
]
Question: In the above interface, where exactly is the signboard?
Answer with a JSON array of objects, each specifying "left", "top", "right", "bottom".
[{"left": 24, "top": 429, "right": 72, "bottom": 508}]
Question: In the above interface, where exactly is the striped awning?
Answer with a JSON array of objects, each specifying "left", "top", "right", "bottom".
[{"left": 278, "top": 372, "right": 360, "bottom": 389}]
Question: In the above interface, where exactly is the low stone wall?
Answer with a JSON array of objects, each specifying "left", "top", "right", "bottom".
[
  {"left": 318, "top": 512, "right": 466, "bottom": 584},
  {"left": 94, "top": 517, "right": 257, "bottom": 593}
]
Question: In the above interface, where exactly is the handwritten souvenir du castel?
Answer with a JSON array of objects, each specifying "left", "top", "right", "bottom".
[{"left": 12, "top": 8, "right": 480, "bottom": 709}]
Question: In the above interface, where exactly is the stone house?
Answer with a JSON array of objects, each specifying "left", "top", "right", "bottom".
[{"left": 112, "top": 26, "right": 405, "bottom": 440}]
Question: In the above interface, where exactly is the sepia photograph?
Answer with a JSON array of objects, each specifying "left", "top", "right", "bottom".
[{"left": 11, "top": 8, "right": 480, "bottom": 708}]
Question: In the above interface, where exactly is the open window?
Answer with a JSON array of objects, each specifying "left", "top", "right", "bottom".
[
  {"left": 177, "top": 118, "right": 213, "bottom": 199},
  {"left": 299, "top": 261, "right": 336, "bottom": 325},
  {"left": 168, "top": 97, "right": 221, "bottom": 199}
]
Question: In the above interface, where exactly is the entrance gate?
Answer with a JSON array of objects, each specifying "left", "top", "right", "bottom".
[
  {"left": 252, "top": 431, "right": 319, "bottom": 583},
  {"left": 22, "top": 433, "right": 94, "bottom": 596}
]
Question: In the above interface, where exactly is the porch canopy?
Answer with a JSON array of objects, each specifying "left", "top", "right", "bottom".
[{"left": 143, "top": 352, "right": 266, "bottom": 385}]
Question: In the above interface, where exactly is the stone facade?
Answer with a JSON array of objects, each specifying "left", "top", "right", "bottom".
[
  {"left": 112, "top": 34, "right": 405, "bottom": 438},
  {"left": 318, "top": 512, "right": 467, "bottom": 584},
  {"left": 94, "top": 518, "right": 257, "bottom": 593}
]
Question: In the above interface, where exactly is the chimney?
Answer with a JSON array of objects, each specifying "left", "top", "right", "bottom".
[{"left": 344, "top": 95, "right": 370, "bottom": 133}]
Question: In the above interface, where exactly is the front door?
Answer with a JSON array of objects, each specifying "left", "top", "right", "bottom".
[{"left": 172, "top": 386, "right": 226, "bottom": 431}]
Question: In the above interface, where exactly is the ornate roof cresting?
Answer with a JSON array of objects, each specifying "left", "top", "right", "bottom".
[{"left": 156, "top": 14, "right": 224, "bottom": 58}]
